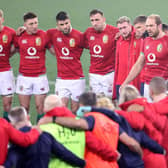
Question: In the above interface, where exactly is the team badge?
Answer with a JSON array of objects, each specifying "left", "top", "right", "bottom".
[
  {"left": 103, "top": 35, "right": 108, "bottom": 44},
  {"left": 157, "top": 43, "right": 162, "bottom": 52},
  {"left": 2, "top": 34, "right": 8, "bottom": 43},
  {"left": 22, "top": 39, "right": 27, "bottom": 44},
  {"left": 19, "top": 85, "right": 24, "bottom": 91},
  {"left": 36, "top": 37, "right": 41, "bottom": 46},
  {"left": 69, "top": 38, "right": 75, "bottom": 47}
]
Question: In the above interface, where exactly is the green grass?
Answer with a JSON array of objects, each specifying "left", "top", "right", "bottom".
[{"left": 1, "top": 0, "right": 168, "bottom": 123}]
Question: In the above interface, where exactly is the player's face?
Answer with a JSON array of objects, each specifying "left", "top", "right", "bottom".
[
  {"left": 57, "top": 19, "right": 71, "bottom": 35},
  {"left": 117, "top": 22, "right": 132, "bottom": 39},
  {"left": 146, "top": 18, "right": 159, "bottom": 38},
  {"left": 24, "top": 17, "right": 38, "bottom": 35},
  {"left": 90, "top": 13, "right": 106, "bottom": 32},
  {"left": 134, "top": 22, "right": 146, "bottom": 39}
]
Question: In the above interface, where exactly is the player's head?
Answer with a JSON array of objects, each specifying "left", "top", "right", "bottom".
[
  {"left": 56, "top": 11, "right": 71, "bottom": 35},
  {"left": 133, "top": 15, "right": 147, "bottom": 39},
  {"left": 79, "top": 91, "right": 97, "bottom": 106},
  {"left": 8, "top": 106, "right": 28, "bottom": 125},
  {"left": 97, "top": 96, "right": 115, "bottom": 110},
  {"left": 119, "top": 85, "right": 141, "bottom": 104},
  {"left": 146, "top": 14, "right": 162, "bottom": 38},
  {"left": 44, "top": 94, "right": 64, "bottom": 112},
  {"left": 89, "top": 9, "right": 106, "bottom": 32},
  {"left": 162, "top": 23, "right": 168, "bottom": 35},
  {"left": 23, "top": 12, "right": 38, "bottom": 35},
  {"left": 117, "top": 16, "right": 132, "bottom": 39},
  {"left": 149, "top": 76, "right": 166, "bottom": 100},
  {"left": 0, "top": 9, "right": 4, "bottom": 26}
]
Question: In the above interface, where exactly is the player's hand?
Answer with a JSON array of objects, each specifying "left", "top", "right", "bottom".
[
  {"left": 38, "top": 117, "right": 52, "bottom": 125},
  {"left": 76, "top": 106, "right": 91, "bottom": 117},
  {"left": 32, "top": 125, "right": 43, "bottom": 134},
  {"left": 16, "top": 26, "right": 26, "bottom": 36},
  {"left": 115, "top": 32, "right": 121, "bottom": 40}
]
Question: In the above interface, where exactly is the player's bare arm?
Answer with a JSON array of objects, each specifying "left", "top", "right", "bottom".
[{"left": 121, "top": 53, "right": 145, "bottom": 89}]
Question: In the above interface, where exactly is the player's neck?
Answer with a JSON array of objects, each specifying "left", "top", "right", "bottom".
[
  {"left": 0, "top": 25, "right": 4, "bottom": 32},
  {"left": 152, "top": 93, "right": 167, "bottom": 102},
  {"left": 15, "top": 120, "right": 32, "bottom": 129},
  {"left": 153, "top": 31, "right": 165, "bottom": 40}
]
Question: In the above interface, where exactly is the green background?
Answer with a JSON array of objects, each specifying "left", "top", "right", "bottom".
[{"left": 0, "top": 0, "right": 167, "bottom": 123}]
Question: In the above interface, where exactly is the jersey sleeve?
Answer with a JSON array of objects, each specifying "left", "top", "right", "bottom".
[
  {"left": 7, "top": 123, "right": 40, "bottom": 147},
  {"left": 83, "top": 115, "right": 95, "bottom": 131}
]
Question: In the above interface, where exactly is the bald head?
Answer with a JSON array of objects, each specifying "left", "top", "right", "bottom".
[{"left": 44, "top": 94, "right": 63, "bottom": 112}]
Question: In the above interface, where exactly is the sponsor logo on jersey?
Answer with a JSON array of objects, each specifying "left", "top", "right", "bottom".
[
  {"left": 147, "top": 53, "right": 156, "bottom": 62},
  {"left": 22, "top": 39, "right": 27, "bottom": 44},
  {"left": 90, "top": 36, "right": 95, "bottom": 40},
  {"left": 146, "top": 45, "right": 149, "bottom": 50},
  {"left": 62, "top": 47, "right": 69, "bottom": 56},
  {"left": 0, "top": 45, "right": 3, "bottom": 52},
  {"left": 157, "top": 43, "right": 162, "bottom": 52},
  {"left": 69, "top": 38, "right": 75, "bottom": 47},
  {"left": 57, "top": 37, "right": 62, "bottom": 42},
  {"left": 103, "top": 35, "right": 108, "bottom": 44},
  {"left": 36, "top": 37, "right": 41, "bottom": 46},
  {"left": 27, "top": 47, "right": 37, "bottom": 55},
  {"left": 2, "top": 34, "right": 8, "bottom": 43},
  {"left": 7, "top": 87, "right": 12, "bottom": 91},
  {"left": 93, "top": 45, "right": 102, "bottom": 54}
]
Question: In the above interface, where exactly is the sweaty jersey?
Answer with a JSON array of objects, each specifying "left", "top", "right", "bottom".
[
  {"left": 0, "top": 26, "right": 15, "bottom": 72},
  {"left": 141, "top": 35, "right": 168, "bottom": 83},
  {"left": 47, "top": 28, "right": 84, "bottom": 79},
  {"left": 84, "top": 24, "right": 118, "bottom": 75},
  {"left": 14, "top": 30, "right": 50, "bottom": 77}
]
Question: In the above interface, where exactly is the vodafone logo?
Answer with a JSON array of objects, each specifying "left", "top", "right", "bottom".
[
  {"left": 147, "top": 53, "right": 156, "bottom": 62},
  {"left": 93, "top": 45, "right": 101, "bottom": 54},
  {"left": 61, "top": 47, "right": 69, "bottom": 56},
  {"left": 27, "top": 47, "right": 37, "bottom": 56},
  {"left": 0, "top": 45, "right": 3, "bottom": 52}
]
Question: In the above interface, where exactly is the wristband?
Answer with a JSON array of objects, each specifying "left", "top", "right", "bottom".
[{"left": 52, "top": 116, "right": 56, "bottom": 123}]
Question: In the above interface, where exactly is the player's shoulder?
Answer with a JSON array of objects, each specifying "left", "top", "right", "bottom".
[
  {"left": 84, "top": 27, "right": 94, "bottom": 33},
  {"left": 72, "top": 28, "right": 82, "bottom": 34},
  {"left": 106, "top": 24, "right": 118, "bottom": 33},
  {"left": 3, "top": 26, "right": 16, "bottom": 34}
]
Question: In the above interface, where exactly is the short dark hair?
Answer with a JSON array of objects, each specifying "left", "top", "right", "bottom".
[
  {"left": 23, "top": 12, "right": 37, "bottom": 22},
  {"left": 89, "top": 9, "right": 104, "bottom": 17},
  {"left": 162, "top": 23, "right": 168, "bottom": 32},
  {"left": 133, "top": 15, "right": 147, "bottom": 25},
  {"left": 150, "top": 76, "right": 166, "bottom": 95},
  {"left": 56, "top": 11, "right": 69, "bottom": 21},
  {"left": 79, "top": 92, "right": 97, "bottom": 106}
]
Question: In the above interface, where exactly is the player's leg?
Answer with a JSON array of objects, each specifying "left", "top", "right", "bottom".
[
  {"left": 33, "top": 75, "right": 49, "bottom": 121},
  {"left": 18, "top": 94, "right": 31, "bottom": 112},
  {"left": 0, "top": 70, "right": 15, "bottom": 121},
  {"left": 71, "top": 78, "right": 86, "bottom": 114}
]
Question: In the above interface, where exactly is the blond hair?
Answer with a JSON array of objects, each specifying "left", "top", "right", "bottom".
[
  {"left": 119, "top": 85, "right": 141, "bottom": 104},
  {"left": 8, "top": 106, "right": 27, "bottom": 124},
  {"left": 97, "top": 96, "right": 115, "bottom": 110}
]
